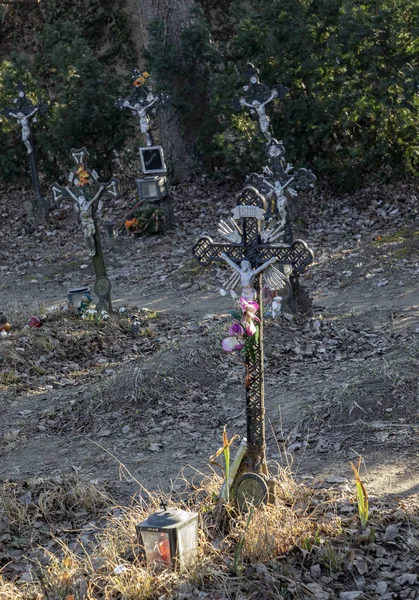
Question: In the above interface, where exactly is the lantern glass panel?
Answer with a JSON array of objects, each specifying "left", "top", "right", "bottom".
[
  {"left": 142, "top": 180, "right": 159, "bottom": 199},
  {"left": 177, "top": 519, "right": 198, "bottom": 569},
  {"left": 141, "top": 531, "right": 172, "bottom": 567}
]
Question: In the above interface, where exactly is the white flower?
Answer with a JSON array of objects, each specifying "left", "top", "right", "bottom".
[{"left": 118, "top": 307, "right": 127, "bottom": 313}]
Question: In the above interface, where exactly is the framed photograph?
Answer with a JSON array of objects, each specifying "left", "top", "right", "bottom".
[{"left": 139, "top": 146, "right": 167, "bottom": 174}]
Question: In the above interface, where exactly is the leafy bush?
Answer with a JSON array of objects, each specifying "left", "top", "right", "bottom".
[
  {"left": 147, "top": 0, "right": 418, "bottom": 188},
  {"left": 0, "top": 0, "right": 134, "bottom": 182},
  {"left": 217, "top": 0, "right": 419, "bottom": 188}
]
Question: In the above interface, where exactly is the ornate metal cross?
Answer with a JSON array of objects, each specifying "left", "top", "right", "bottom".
[
  {"left": 193, "top": 186, "right": 313, "bottom": 475},
  {"left": 51, "top": 148, "right": 120, "bottom": 312},
  {"left": 232, "top": 63, "right": 289, "bottom": 143},
  {"left": 1, "top": 80, "right": 49, "bottom": 222},
  {"left": 115, "top": 69, "right": 169, "bottom": 147}
]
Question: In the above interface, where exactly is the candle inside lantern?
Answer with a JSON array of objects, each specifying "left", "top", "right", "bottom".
[
  {"left": 158, "top": 536, "right": 171, "bottom": 565},
  {"left": 144, "top": 532, "right": 171, "bottom": 567}
]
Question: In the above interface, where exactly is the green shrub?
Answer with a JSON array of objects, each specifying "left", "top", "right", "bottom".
[{"left": 0, "top": 0, "right": 134, "bottom": 182}]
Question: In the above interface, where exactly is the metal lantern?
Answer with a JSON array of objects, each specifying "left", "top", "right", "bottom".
[
  {"left": 136, "top": 175, "right": 168, "bottom": 202},
  {"left": 67, "top": 287, "right": 91, "bottom": 311},
  {"left": 136, "top": 504, "right": 198, "bottom": 571}
]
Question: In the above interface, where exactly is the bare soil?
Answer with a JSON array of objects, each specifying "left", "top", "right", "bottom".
[{"left": 0, "top": 180, "right": 418, "bottom": 506}]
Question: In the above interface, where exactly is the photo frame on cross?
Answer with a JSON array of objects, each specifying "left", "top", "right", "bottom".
[{"left": 139, "top": 146, "right": 167, "bottom": 174}]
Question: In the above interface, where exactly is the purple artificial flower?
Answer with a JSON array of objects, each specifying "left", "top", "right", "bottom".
[{"left": 228, "top": 321, "right": 245, "bottom": 337}]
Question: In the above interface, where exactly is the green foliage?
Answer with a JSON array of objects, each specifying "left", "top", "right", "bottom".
[
  {"left": 0, "top": 0, "right": 134, "bottom": 181},
  {"left": 213, "top": 0, "right": 419, "bottom": 187},
  {"left": 35, "top": 19, "right": 128, "bottom": 177}
]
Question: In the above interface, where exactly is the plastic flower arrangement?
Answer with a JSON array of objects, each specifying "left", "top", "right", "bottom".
[
  {"left": 75, "top": 166, "right": 90, "bottom": 187},
  {"left": 222, "top": 297, "right": 260, "bottom": 354},
  {"left": 133, "top": 72, "right": 150, "bottom": 87},
  {"left": 125, "top": 217, "right": 140, "bottom": 232}
]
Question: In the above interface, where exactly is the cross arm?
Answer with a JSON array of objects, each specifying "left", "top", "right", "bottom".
[
  {"left": 193, "top": 236, "right": 314, "bottom": 272},
  {"left": 257, "top": 240, "right": 314, "bottom": 273},
  {"left": 51, "top": 183, "right": 74, "bottom": 203},
  {"left": 93, "top": 177, "right": 120, "bottom": 201},
  {"left": 192, "top": 236, "right": 246, "bottom": 266}
]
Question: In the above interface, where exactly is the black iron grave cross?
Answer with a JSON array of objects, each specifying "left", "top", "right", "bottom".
[
  {"left": 1, "top": 80, "right": 49, "bottom": 223},
  {"left": 193, "top": 186, "right": 313, "bottom": 476},
  {"left": 232, "top": 63, "right": 289, "bottom": 144},
  {"left": 115, "top": 68, "right": 170, "bottom": 147},
  {"left": 51, "top": 148, "right": 120, "bottom": 313}
]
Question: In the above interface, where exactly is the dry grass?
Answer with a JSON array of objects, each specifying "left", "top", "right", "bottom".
[
  {"left": 2, "top": 462, "right": 415, "bottom": 600},
  {"left": 0, "top": 476, "right": 111, "bottom": 530}
]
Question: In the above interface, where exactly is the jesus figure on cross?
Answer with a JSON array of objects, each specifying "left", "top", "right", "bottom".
[
  {"left": 220, "top": 253, "right": 277, "bottom": 301},
  {"left": 8, "top": 107, "right": 38, "bottom": 154}
]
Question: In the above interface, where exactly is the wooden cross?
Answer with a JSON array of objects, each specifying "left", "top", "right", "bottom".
[
  {"left": 193, "top": 186, "right": 313, "bottom": 475},
  {"left": 51, "top": 147, "right": 120, "bottom": 312}
]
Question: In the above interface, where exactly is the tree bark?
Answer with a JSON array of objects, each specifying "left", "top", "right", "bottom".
[{"left": 127, "top": 0, "right": 197, "bottom": 182}]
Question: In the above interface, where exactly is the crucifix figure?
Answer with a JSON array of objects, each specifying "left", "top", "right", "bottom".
[
  {"left": 63, "top": 184, "right": 105, "bottom": 257},
  {"left": 7, "top": 106, "right": 38, "bottom": 154},
  {"left": 220, "top": 255, "right": 277, "bottom": 301},
  {"left": 1, "top": 80, "right": 48, "bottom": 222},
  {"left": 193, "top": 186, "right": 314, "bottom": 475},
  {"left": 239, "top": 91, "right": 278, "bottom": 142},
  {"left": 232, "top": 63, "right": 289, "bottom": 143},
  {"left": 115, "top": 69, "right": 169, "bottom": 147},
  {"left": 245, "top": 137, "right": 316, "bottom": 241},
  {"left": 51, "top": 148, "right": 120, "bottom": 312}
]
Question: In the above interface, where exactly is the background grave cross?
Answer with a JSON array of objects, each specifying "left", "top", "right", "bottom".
[
  {"left": 193, "top": 186, "right": 313, "bottom": 475},
  {"left": 115, "top": 68, "right": 170, "bottom": 147},
  {"left": 51, "top": 147, "right": 120, "bottom": 313},
  {"left": 232, "top": 63, "right": 289, "bottom": 143},
  {"left": 1, "top": 80, "right": 49, "bottom": 223}
]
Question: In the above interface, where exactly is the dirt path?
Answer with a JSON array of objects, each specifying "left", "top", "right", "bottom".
[{"left": 0, "top": 181, "right": 418, "bottom": 504}]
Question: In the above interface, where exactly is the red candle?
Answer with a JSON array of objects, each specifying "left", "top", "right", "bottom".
[{"left": 158, "top": 537, "right": 171, "bottom": 565}]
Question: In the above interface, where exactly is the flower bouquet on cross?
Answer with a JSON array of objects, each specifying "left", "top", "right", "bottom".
[{"left": 222, "top": 296, "right": 261, "bottom": 357}]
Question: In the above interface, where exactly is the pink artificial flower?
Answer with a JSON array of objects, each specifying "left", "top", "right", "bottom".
[
  {"left": 222, "top": 336, "right": 245, "bottom": 352},
  {"left": 239, "top": 297, "right": 259, "bottom": 317},
  {"left": 244, "top": 320, "right": 257, "bottom": 337}
]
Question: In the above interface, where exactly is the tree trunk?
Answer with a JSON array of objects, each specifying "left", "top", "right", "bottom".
[{"left": 126, "top": 0, "right": 197, "bottom": 182}]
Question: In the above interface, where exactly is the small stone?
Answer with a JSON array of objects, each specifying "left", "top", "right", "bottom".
[
  {"left": 339, "top": 592, "right": 363, "bottom": 600},
  {"left": 376, "top": 582, "right": 388, "bottom": 595},
  {"left": 149, "top": 443, "right": 162, "bottom": 452},
  {"left": 384, "top": 524, "right": 399, "bottom": 542},
  {"left": 310, "top": 564, "right": 321, "bottom": 580},
  {"left": 80, "top": 264, "right": 89, "bottom": 269},
  {"left": 122, "top": 425, "right": 131, "bottom": 434}
]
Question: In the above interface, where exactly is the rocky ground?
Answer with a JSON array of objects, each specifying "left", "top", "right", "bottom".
[{"left": 0, "top": 177, "right": 418, "bottom": 598}]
